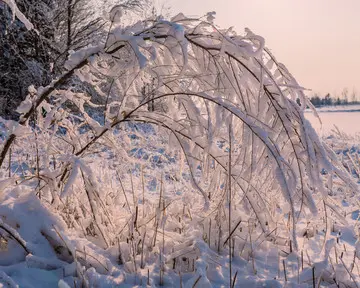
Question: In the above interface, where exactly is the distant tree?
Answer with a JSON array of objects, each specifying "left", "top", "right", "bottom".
[
  {"left": 342, "top": 88, "right": 349, "bottom": 105},
  {"left": 324, "top": 93, "right": 332, "bottom": 106},
  {"left": 310, "top": 94, "right": 321, "bottom": 107},
  {"left": 351, "top": 88, "right": 358, "bottom": 104},
  {"left": 335, "top": 97, "right": 341, "bottom": 105}
]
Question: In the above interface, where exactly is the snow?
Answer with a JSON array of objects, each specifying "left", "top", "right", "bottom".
[
  {"left": 15, "top": 96, "right": 33, "bottom": 115},
  {"left": 1, "top": 8, "right": 360, "bottom": 288},
  {"left": 305, "top": 106, "right": 360, "bottom": 136},
  {"left": 64, "top": 45, "right": 104, "bottom": 71},
  {"left": 109, "top": 5, "right": 123, "bottom": 23},
  {"left": 59, "top": 159, "right": 80, "bottom": 199}
]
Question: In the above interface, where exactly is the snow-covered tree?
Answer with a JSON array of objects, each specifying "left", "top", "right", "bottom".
[
  {"left": 0, "top": 0, "right": 54, "bottom": 118},
  {"left": 52, "top": 0, "right": 147, "bottom": 71},
  {"left": 0, "top": 0, "right": 147, "bottom": 119},
  {"left": 0, "top": 2, "right": 359, "bottom": 287}
]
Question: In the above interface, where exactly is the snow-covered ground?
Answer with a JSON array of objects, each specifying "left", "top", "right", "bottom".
[
  {"left": 1, "top": 113, "right": 360, "bottom": 288},
  {"left": 308, "top": 105, "right": 360, "bottom": 113},
  {"left": 306, "top": 106, "right": 360, "bottom": 136}
]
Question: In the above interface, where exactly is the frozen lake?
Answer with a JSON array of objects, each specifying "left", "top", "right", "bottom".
[{"left": 305, "top": 106, "right": 360, "bottom": 136}]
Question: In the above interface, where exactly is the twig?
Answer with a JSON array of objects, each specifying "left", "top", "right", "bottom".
[
  {"left": 0, "top": 221, "right": 30, "bottom": 254},
  {"left": 192, "top": 275, "right": 202, "bottom": 288}
]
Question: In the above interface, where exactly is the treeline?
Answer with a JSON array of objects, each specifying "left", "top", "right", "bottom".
[{"left": 309, "top": 91, "right": 360, "bottom": 107}]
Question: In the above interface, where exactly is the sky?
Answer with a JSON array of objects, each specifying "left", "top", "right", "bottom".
[{"left": 166, "top": 0, "right": 360, "bottom": 97}]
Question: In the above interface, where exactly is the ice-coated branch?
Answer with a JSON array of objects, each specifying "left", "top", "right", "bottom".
[
  {"left": 0, "top": 58, "right": 88, "bottom": 168},
  {"left": 0, "top": 220, "right": 31, "bottom": 254},
  {"left": 3, "top": 0, "right": 34, "bottom": 30}
]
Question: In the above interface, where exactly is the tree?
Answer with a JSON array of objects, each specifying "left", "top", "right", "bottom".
[
  {"left": 0, "top": 3, "right": 357, "bottom": 286},
  {"left": 0, "top": 0, "right": 54, "bottom": 119},
  {"left": 0, "top": 0, "right": 147, "bottom": 118},
  {"left": 52, "top": 0, "right": 146, "bottom": 71},
  {"left": 351, "top": 88, "right": 358, "bottom": 104},
  {"left": 324, "top": 93, "right": 332, "bottom": 106},
  {"left": 342, "top": 87, "right": 349, "bottom": 105},
  {"left": 310, "top": 94, "right": 321, "bottom": 107}
]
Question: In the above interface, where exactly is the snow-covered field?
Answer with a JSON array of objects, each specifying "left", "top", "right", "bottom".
[
  {"left": 0, "top": 110, "right": 359, "bottom": 288},
  {"left": 306, "top": 106, "right": 360, "bottom": 136}
]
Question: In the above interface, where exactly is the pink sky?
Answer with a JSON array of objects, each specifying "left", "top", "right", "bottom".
[{"left": 169, "top": 0, "right": 360, "bottom": 96}]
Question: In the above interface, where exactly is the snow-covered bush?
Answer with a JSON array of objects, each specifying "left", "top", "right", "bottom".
[{"left": 1, "top": 2, "right": 360, "bottom": 287}]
